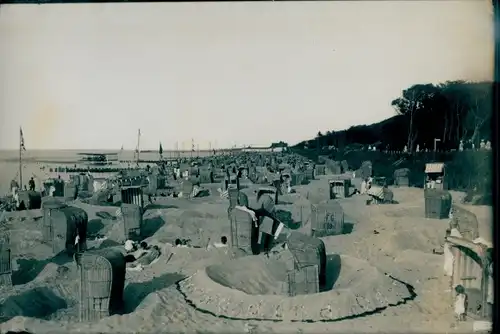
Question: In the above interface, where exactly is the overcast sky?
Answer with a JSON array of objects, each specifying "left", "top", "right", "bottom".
[{"left": 0, "top": 1, "right": 493, "bottom": 150}]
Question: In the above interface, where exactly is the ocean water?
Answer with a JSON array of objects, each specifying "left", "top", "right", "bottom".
[{"left": 0, "top": 149, "right": 217, "bottom": 163}]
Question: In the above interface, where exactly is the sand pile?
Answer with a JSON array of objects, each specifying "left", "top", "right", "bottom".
[
  {"left": 381, "top": 229, "right": 444, "bottom": 255},
  {"left": 178, "top": 253, "right": 413, "bottom": 321},
  {"left": 206, "top": 257, "right": 288, "bottom": 295},
  {"left": 0, "top": 262, "right": 80, "bottom": 323},
  {"left": 0, "top": 287, "right": 68, "bottom": 321},
  {"left": 375, "top": 249, "right": 444, "bottom": 287},
  {"left": 147, "top": 208, "right": 229, "bottom": 247},
  {"left": 1, "top": 288, "right": 248, "bottom": 334}
]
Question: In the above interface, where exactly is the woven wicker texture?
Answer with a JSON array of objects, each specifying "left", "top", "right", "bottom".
[
  {"left": 287, "top": 265, "right": 320, "bottom": 296},
  {"left": 230, "top": 207, "right": 260, "bottom": 254},
  {"left": 424, "top": 189, "right": 452, "bottom": 219},
  {"left": 275, "top": 199, "right": 311, "bottom": 229},
  {"left": 311, "top": 200, "right": 344, "bottom": 237},
  {"left": 79, "top": 248, "right": 126, "bottom": 322},
  {"left": 189, "top": 166, "right": 200, "bottom": 177},
  {"left": 329, "top": 179, "right": 349, "bottom": 199},
  {"left": 120, "top": 203, "right": 143, "bottom": 241},
  {"left": 314, "top": 165, "right": 326, "bottom": 176},
  {"left": 286, "top": 232, "right": 327, "bottom": 286},
  {"left": 238, "top": 188, "right": 259, "bottom": 210},
  {"left": 43, "top": 205, "right": 88, "bottom": 255},
  {"left": 304, "top": 167, "right": 315, "bottom": 181},
  {"left": 0, "top": 234, "right": 12, "bottom": 287},
  {"left": 228, "top": 187, "right": 239, "bottom": 210},
  {"left": 257, "top": 193, "right": 276, "bottom": 214},
  {"left": 120, "top": 186, "right": 144, "bottom": 208}
]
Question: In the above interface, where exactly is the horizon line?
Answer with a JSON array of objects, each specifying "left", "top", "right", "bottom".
[{"left": 0, "top": 146, "right": 280, "bottom": 151}]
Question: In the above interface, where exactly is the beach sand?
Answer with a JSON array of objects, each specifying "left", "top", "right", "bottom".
[{"left": 0, "top": 155, "right": 485, "bottom": 333}]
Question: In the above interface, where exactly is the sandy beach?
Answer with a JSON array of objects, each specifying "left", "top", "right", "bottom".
[{"left": 0, "top": 170, "right": 489, "bottom": 334}]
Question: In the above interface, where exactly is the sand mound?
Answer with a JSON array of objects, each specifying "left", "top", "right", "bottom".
[
  {"left": 178, "top": 253, "right": 413, "bottom": 321},
  {"left": 1, "top": 316, "right": 65, "bottom": 334},
  {"left": 375, "top": 249, "right": 443, "bottom": 287},
  {"left": 383, "top": 231, "right": 438, "bottom": 254},
  {"left": 384, "top": 206, "right": 423, "bottom": 218},
  {"left": 0, "top": 286, "right": 68, "bottom": 321},
  {"left": 206, "top": 257, "right": 288, "bottom": 295},
  {"left": 29, "top": 263, "right": 61, "bottom": 284}
]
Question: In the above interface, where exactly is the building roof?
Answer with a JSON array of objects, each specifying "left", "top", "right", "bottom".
[{"left": 425, "top": 162, "right": 445, "bottom": 173}]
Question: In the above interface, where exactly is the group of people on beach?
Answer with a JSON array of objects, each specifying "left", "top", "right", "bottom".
[
  {"left": 10, "top": 177, "right": 37, "bottom": 195},
  {"left": 8, "top": 177, "right": 39, "bottom": 210},
  {"left": 122, "top": 235, "right": 229, "bottom": 271}
]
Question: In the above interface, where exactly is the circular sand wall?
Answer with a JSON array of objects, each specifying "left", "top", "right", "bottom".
[{"left": 178, "top": 254, "right": 413, "bottom": 322}]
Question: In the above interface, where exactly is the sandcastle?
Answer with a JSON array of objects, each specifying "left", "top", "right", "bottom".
[{"left": 178, "top": 251, "right": 413, "bottom": 322}]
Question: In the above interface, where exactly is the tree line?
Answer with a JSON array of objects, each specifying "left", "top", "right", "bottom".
[{"left": 295, "top": 81, "right": 493, "bottom": 152}]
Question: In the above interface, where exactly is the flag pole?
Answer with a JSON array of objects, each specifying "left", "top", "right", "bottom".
[
  {"left": 136, "top": 129, "right": 141, "bottom": 167},
  {"left": 191, "top": 138, "right": 194, "bottom": 158},
  {"left": 19, "top": 127, "right": 23, "bottom": 188}
]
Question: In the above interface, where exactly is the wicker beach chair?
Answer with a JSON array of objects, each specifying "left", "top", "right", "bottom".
[
  {"left": 42, "top": 199, "right": 88, "bottom": 256},
  {"left": 0, "top": 234, "right": 12, "bottom": 287},
  {"left": 78, "top": 248, "right": 126, "bottom": 322},
  {"left": 286, "top": 232, "right": 327, "bottom": 286},
  {"left": 311, "top": 200, "right": 344, "bottom": 237},
  {"left": 120, "top": 203, "right": 143, "bottom": 241},
  {"left": 229, "top": 207, "right": 259, "bottom": 255}
]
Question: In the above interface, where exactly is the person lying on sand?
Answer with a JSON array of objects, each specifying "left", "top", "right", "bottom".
[
  {"left": 136, "top": 245, "right": 161, "bottom": 265},
  {"left": 126, "top": 243, "right": 162, "bottom": 271},
  {"left": 124, "top": 239, "right": 138, "bottom": 253},
  {"left": 206, "top": 236, "right": 229, "bottom": 250},
  {"left": 174, "top": 238, "right": 191, "bottom": 248},
  {"left": 124, "top": 241, "right": 148, "bottom": 261},
  {"left": 125, "top": 241, "right": 150, "bottom": 259}
]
